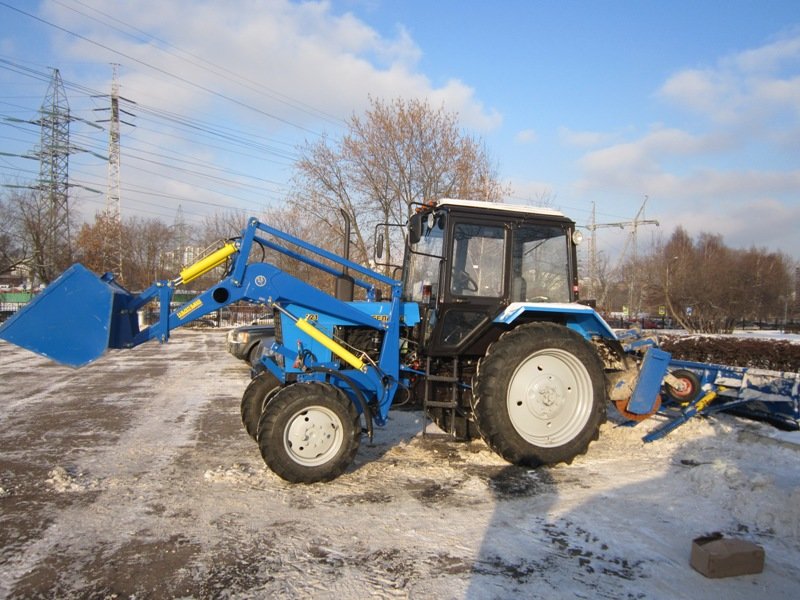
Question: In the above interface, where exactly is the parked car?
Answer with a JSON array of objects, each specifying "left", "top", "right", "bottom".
[{"left": 226, "top": 323, "right": 275, "bottom": 366}]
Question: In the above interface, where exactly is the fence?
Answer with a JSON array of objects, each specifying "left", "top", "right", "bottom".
[{"left": 0, "top": 297, "right": 269, "bottom": 329}]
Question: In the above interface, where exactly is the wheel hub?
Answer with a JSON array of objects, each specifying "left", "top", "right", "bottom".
[
  {"left": 507, "top": 349, "right": 592, "bottom": 447},
  {"left": 527, "top": 377, "right": 566, "bottom": 420},
  {"left": 285, "top": 408, "right": 340, "bottom": 461}
]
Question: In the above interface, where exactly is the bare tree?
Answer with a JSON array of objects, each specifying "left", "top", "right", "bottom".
[
  {"left": 10, "top": 188, "right": 76, "bottom": 285},
  {"left": 637, "top": 227, "right": 794, "bottom": 333},
  {"left": 198, "top": 211, "right": 248, "bottom": 247},
  {"left": 122, "top": 217, "right": 174, "bottom": 291},
  {"left": 74, "top": 211, "right": 119, "bottom": 277},
  {"left": 75, "top": 214, "right": 175, "bottom": 292},
  {"left": 0, "top": 190, "right": 27, "bottom": 274},
  {"left": 292, "top": 97, "right": 509, "bottom": 269},
  {"left": 735, "top": 247, "right": 793, "bottom": 325}
]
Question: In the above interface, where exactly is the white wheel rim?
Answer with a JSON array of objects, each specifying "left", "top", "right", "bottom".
[
  {"left": 283, "top": 406, "right": 344, "bottom": 466},
  {"left": 507, "top": 348, "right": 593, "bottom": 447}
]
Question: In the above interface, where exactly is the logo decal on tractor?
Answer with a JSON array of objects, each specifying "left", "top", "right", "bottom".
[
  {"left": 177, "top": 299, "right": 203, "bottom": 319},
  {"left": 255, "top": 275, "right": 267, "bottom": 287}
]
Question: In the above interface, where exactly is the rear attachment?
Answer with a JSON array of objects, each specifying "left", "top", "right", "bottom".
[{"left": 614, "top": 334, "right": 800, "bottom": 440}]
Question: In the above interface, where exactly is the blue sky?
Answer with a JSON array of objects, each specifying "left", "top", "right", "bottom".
[{"left": 1, "top": 0, "right": 799, "bottom": 265}]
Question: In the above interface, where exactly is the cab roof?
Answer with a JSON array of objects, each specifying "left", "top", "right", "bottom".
[{"left": 435, "top": 198, "right": 566, "bottom": 218}]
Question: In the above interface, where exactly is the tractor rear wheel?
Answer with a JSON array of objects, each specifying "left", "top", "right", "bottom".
[
  {"left": 473, "top": 322, "right": 606, "bottom": 467},
  {"left": 257, "top": 382, "right": 360, "bottom": 483},
  {"left": 240, "top": 371, "right": 280, "bottom": 441}
]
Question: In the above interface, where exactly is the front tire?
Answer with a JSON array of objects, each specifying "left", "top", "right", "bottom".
[
  {"left": 257, "top": 382, "right": 360, "bottom": 483},
  {"left": 241, "top": 371, "right": 280, "bottom": 441},
  {"left": 473, "top": 322, "right": 606, "bottom": 467}
]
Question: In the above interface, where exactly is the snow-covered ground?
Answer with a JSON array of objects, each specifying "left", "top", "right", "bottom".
[{"left": 0, "top": 330, "right": 798, "bottom": 598}]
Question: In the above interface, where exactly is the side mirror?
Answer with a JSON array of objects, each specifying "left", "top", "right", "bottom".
[
  {"left": 409, "top": 213, "right": 423, "bottom": 245},
  {"left": 375, "top": 233, "right": 384, "bottom": 259}
]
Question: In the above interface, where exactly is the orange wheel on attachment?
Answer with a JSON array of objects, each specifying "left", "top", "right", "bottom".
[{"left": 614, "top": 395, "right": 662, "bottom": 422}]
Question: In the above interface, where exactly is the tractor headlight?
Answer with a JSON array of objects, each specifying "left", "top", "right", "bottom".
[{"left": 572, "top": 230, "right": 584, "bottom": 245}]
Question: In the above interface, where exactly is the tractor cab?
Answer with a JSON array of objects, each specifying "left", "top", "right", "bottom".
[{"left": 403, "top": 199, "right": 582, "bottom": 356}]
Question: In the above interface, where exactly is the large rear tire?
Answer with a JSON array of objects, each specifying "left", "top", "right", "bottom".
[
  {"left": 257, "top": 382, "right": 360, "bottom": 483},
  {"left": 240, "top": 371, "right": 280, "bottom": 441},
  {"left": 473, "top": 322, "right": 606, "bottom": 467}
]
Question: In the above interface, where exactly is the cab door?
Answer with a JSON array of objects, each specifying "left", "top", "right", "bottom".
[{"left": 428, "top": 220, "right": 507, "bottom": 354}]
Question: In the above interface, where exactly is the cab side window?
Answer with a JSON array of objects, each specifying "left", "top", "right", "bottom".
[{"left": 450, "top": 223, "right": 505, "bottom": 297}]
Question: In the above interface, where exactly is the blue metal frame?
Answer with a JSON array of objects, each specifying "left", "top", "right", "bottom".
[
  {"left": 619, "top": 348, "right": 800, "bottom": 441},
  {"left": 0, "top": 217, "right": 420, "bottom": 430}
]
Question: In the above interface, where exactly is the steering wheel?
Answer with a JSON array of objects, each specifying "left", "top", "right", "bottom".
[{"left": 453, "top": 269, "right": 478, "bottom": 293}]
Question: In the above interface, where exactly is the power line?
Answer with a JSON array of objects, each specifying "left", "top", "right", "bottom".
[
  {"left": 54, "top": 0, "right": 345, "bottom": 127},
  {"left": 0, "top": 57, "right": 303, "bottom": 172},
  {"left": 0, "top": 2, "right": 326, "bottom": 136}
]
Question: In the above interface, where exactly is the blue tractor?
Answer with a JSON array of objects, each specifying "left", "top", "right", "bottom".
[{"left": 0, "top": 199, "right": 656, "bottom": 483}]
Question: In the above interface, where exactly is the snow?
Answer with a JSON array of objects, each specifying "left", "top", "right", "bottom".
[{"left": 0, "top": 330, "right": 799, "bottom": 598}]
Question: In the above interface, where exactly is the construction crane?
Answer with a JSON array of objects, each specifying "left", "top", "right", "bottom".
[{"left": 583, "top": 197, "right": 659, "bottom": 307}]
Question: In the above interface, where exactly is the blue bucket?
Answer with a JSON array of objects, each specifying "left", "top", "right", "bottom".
[{"left": 0, "top": 264, "right": 139, "bottom": 367}]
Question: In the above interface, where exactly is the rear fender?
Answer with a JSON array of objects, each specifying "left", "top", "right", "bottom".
[{"left": 494, "top": 302, "right": 618, "bottom": 341}]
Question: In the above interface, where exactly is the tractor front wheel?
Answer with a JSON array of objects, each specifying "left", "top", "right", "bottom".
[
  {"left": 473, "top": 322, "right": 606, "bottom": 467},
  {"left": 257, "top": 382, "right": 360, "bottom": 483},
  {"left": 240, "top": 371, "right": 280, "bottom": 441}
]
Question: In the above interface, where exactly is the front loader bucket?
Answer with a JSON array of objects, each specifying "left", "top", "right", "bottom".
[{"left": 0, "top": 264, "right": 139, "bottom": 367}]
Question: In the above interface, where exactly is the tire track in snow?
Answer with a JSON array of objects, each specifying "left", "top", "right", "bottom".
[{"left": 0, "top": 330, "right": 246, "bottom": 596}]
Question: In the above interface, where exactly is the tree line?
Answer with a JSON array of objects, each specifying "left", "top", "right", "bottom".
[{"left": 1, "top": 97, "right": 796, "bottom": 333}]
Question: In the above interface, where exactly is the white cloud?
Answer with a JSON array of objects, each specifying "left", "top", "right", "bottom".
[
  {"left": 43, "top": 0, "right": 499, "bottom": 132},
  {"left": 558, "top": 127, "right": 615, "bottom": 148},
  {"left": 578, "top": 127, "right": 731, "bottom": 188},
  {"left": 508, "top": 178, "right": 557, "bottom": 206},
  {"left": 574, "top": 31, "right": 800, "bottom": 258},
  {"left": 731, "top": 32, "right": 800, "bottom": 73},
  {"left": 658, "top": 29, "right": 800, "bottom": 124},
  {"left": 656, "top": 196, "right": 800, "bottom": 256},
  {"left": 658, "top": 69, "right": 735, "bottom": 119},
  {"left": 515, "top": 129, "right": 537, "bottom": 144},
  {"left": 29, "top": 0, "right": 504, "bottom": 224}
]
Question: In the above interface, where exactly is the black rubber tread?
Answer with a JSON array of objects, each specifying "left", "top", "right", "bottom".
[
  {"left": 256, "top": 382, "right": 361, "bottom": 484},
  {"left": 664, "top": 369, "right": 702, "bottom": 403},
  {"left": 240, "top": 371, "right": 280, "bottom": 441},
  {"left": 246, "top": 342, "right": 262, "bottom": 366},
  {"left": 472, "top": 322, "right": 606, "bottom": 467}
]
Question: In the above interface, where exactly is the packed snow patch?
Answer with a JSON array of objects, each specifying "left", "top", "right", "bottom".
[{"left": 1, "top": 330, "right": 799, "bottom": 599}]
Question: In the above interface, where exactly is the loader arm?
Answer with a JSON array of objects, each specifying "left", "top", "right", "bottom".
[
  {"left": 0, "top": 218, "right": 407, "bottom": 377},
  {"left": 136, "top": 261, "right": 388, "bottom": 348}
]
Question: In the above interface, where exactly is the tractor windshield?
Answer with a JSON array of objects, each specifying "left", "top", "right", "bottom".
[{"left": 404, "top": 213, "right": 444, "bottom": 303}]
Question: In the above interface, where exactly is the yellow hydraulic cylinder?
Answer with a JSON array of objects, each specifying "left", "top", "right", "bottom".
[
  {"left": 178, "top": 242, "right": 237, "bottom": 284},
  {"left": 295, "top": 317, "right": 366, "bottom": 371}
]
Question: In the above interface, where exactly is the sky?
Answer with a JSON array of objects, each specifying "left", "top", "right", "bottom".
[{"left": 1, "top": 0, "right": 799, "bottom": 266}]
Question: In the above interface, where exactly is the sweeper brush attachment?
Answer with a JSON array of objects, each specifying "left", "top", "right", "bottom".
[{"left": 0, "top": 264, "right": 139, "bottom": 367}]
